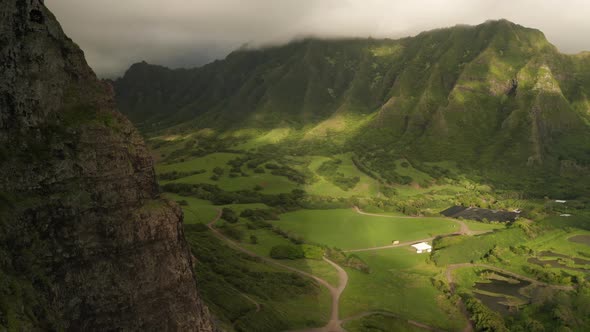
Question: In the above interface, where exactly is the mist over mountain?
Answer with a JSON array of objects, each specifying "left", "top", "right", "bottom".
[
  {"left": 49, "top": 0, "right": 590, "bottom": 77},
  {"left": 115, "top": 20, "right": 590, "bottom": 198}
]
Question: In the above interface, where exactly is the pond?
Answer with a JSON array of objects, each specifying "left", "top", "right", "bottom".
[
  {"left": 475, "top": 277, "right": 530, "bottom": 298},
  {"left": 569, "top": 235, "right": 590, "bottom": 247},
  {"left": 537, "top": 250, "right": 590, "bottom": 266},
  {"left": 527, "top": 257, "right": 590, "bottom": 273},
  {"left": 473, "top": 292, "right": 514, "bottom": 316},
  {"left": 473, "top": 270, "right": 531, "bottom": 316},
  {"left": 538, "top": 251, "right": 569, "bottom": 258}
]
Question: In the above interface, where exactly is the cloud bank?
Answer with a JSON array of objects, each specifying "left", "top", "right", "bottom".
[{"left": 48, "top": 0, "right": 590, "bottom": 77}]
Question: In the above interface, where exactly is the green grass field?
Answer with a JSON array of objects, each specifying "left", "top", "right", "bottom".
[
  {"left": 340, "top": 248, "right": 466, "bottom": 330},
  {"left": 301, "top": 154, "right": 382, "bottom": 198},
  {"left": 157, "top": 152, "right": 298, "bottom": 194},
  {"left": 343, "top": 314, "right": 427, "bottom": 332},
  {"left": 274, "top": 209, "right": 458, "bottom": 250},
  {"left": 153, "top": 141, "right": 590, "bottom": 332}
]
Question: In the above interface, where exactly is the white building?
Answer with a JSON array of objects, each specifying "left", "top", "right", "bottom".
[
  {"left": 411, "top": 242, "right": 432, "bottom": 254},
  {"left": 555, "top": 200, "right": 567, "bottom": 203}
]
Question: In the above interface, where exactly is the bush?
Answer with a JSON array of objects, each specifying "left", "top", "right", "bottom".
[
  {"left": 302, "top": 244, "right": 324, "bottom": 260},
  {"left": 269, "top": 245, "right": 304, "bottom": 259},
  {"left": 222, "top": 208, "right": 239, "bottom": 223},
  {"left": 213, "top": 167, "right": 224, "bottom": 176},
  {"left": 317, "top": 159, "right": 360, "bottom": 190},
  {"left": 158, "top": 169, "right": 206, "bottom": 181},
  {"left": 250, "top": 235, "right": 258, "bottom": 244},
  {"left": 221, "top": 226, "right": 244, "bottom": 241},
  {"left": 240, "top": 209, "right": 279, "bottom": 221},
  {"left": 464, "top": 296, "right": 508, "bottom": 332}
]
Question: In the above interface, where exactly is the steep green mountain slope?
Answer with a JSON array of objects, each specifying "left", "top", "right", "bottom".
[{"left": 114, "top": 20, "right": 590, "bottom": 198}]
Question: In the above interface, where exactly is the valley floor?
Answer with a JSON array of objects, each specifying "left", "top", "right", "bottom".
[{"left": 152, "top": 135, "right": 590, "bottom": 332}]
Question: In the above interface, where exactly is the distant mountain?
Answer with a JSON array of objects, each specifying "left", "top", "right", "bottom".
[{"left": 114, "top": 20, "right": 590, "bottom": 198}]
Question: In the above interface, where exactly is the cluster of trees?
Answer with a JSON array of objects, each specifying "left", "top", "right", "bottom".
[
  {"left": 221, "top": 208, "right": 238, "bottom": 223},
  {"left": 503, "top": 282, "right": 590, "bottom": 331},
  {"left": 268, "top": 244, "right": 325, "bottom": 260},
  {"left": 161, "top": 182, "right": 306, "bottom": 211},
  {"left": 265, "top": 163, "right": 308, "bottom": 184},
  {"left": 220, "top": 225, "right": 244, "bottom": 241},
  {"left": 240, "top": 209, "right": 279, "bottom": 222},
  {"left": 269, "top": 244, "right": 305, "bottom": 259},
  {"left": 158, "top": 169, "right": 205, "bottom": 181},
  {"left": 522, "top": 266, "right": 573, "bottom": 285},
  {"left": 155, "top": 136, "right": 239, "bottom": 164},
  {"left": 354, "top": 154, "right": 414, "bottom": 185},
  {"left": 325, "top": 248, "right": 370, "bottom": 274},
  {"left": 317, "top": 159, "right": 360, "bottom": 190},
  {"left": 464, "top": 296, "right": 508, "bottom": 332},
  {"left": 210, "top": 166, "right": 224, "bottom": 181},
  {"left": 183, "top": 226, "right": 319, "bottom": 331}
]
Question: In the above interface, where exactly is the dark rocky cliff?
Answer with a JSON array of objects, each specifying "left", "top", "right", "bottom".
[{"left": 0, "top": 1, "right": 214, "bottom": 330}]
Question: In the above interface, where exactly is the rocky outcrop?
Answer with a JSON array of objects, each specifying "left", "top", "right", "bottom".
[{"left": 0, "top": 1, "right": 214, "bottom": 330}]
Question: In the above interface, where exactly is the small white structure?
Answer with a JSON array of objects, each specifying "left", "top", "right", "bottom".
[
  {"left": 555, "top": 200, "right": 567, "bottom": 203},
  {"left": 392, "top": 240, "right": 400, "bottom": 245},
  {"left": 411, "top": 242, "right": 432, "bottom": 254},
  {"left": 560, "top": 214, "right": 572, "bottom": 217}
]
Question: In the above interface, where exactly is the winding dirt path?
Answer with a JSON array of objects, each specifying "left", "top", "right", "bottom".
[
  {"left": 207, "top": 210, "right": 349, "bottom": 332},
  {"left": 205, "top": 207, "right": 503, "bottom": 331},
  {"left": 343, "top": 207, "right": 493, "bottom": 253},
  {"left": 343, "top": 237, "right": 437, "bottom": 253},
  {"left": 353, "top": 206, "right": 489, "bottom": 236}
]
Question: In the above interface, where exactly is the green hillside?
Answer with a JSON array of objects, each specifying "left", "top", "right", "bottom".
[{"left": 114, "top": 19, "right": 590, "bottom": 198}]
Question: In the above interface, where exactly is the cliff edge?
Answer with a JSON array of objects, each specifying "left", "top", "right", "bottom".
[{"left": 0, "top": 1, "right": 214, "bottom": 330}]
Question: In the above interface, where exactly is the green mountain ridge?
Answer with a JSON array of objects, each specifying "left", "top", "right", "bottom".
[{"left": 114, "top": 19, "right": 590, "bottom": 198}]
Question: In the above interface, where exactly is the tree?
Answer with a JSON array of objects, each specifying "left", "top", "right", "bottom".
[
  {"left": 213, "top": 167, "right": 224, "bottom": 176},
  {"left": 269, "top": 245, "right": 304, "bottom": 259},
  {"left": 250, "top": 235, "right": 258, "bottom": 244},
  {"left": 222, "top": 208, "right": 238, "bottom": 223}
]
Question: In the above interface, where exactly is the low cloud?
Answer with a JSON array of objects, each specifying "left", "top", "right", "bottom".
[{"left": 48, "top": 0, "right": 590, "bottom": 78}]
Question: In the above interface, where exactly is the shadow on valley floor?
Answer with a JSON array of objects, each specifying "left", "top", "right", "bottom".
[{"left": 183, "top": 210, "right": 330, "bottom": 332}]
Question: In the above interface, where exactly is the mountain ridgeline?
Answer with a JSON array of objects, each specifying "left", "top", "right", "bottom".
[{"left": 115, "top": 20, "right": 590, "bottom": 198}]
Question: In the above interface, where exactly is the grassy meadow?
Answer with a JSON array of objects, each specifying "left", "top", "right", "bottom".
[
  {"left": 275, "top": 209, "right": 457, "bottom": 250},
  {"left": 147, "top": 133, "right": 590, "bottom": 331}
]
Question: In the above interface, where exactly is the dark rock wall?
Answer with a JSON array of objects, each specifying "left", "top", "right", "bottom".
[{"left": 0, "top": 1, "right": 214, "bottom": 330}]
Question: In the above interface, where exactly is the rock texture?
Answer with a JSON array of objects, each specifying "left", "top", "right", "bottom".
[{"left": 0, "top": 1, "right": 214, "bottom": 331}]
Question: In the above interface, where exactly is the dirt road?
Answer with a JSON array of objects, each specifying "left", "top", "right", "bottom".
[
  {"left": 207, "top": 210, "right": 349, "bottom": 332},
  {"left": 205, "top": 207, "right": 506, "bottom": 332}
]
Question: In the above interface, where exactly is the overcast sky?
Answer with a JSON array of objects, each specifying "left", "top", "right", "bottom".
[{"left": 48, "top": 0, "right": 590, "bottom": 78}]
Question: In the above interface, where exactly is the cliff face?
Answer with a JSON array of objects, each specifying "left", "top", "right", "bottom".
[{"left": 0, "top": 1, "right": 214, "bottom": 331}]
